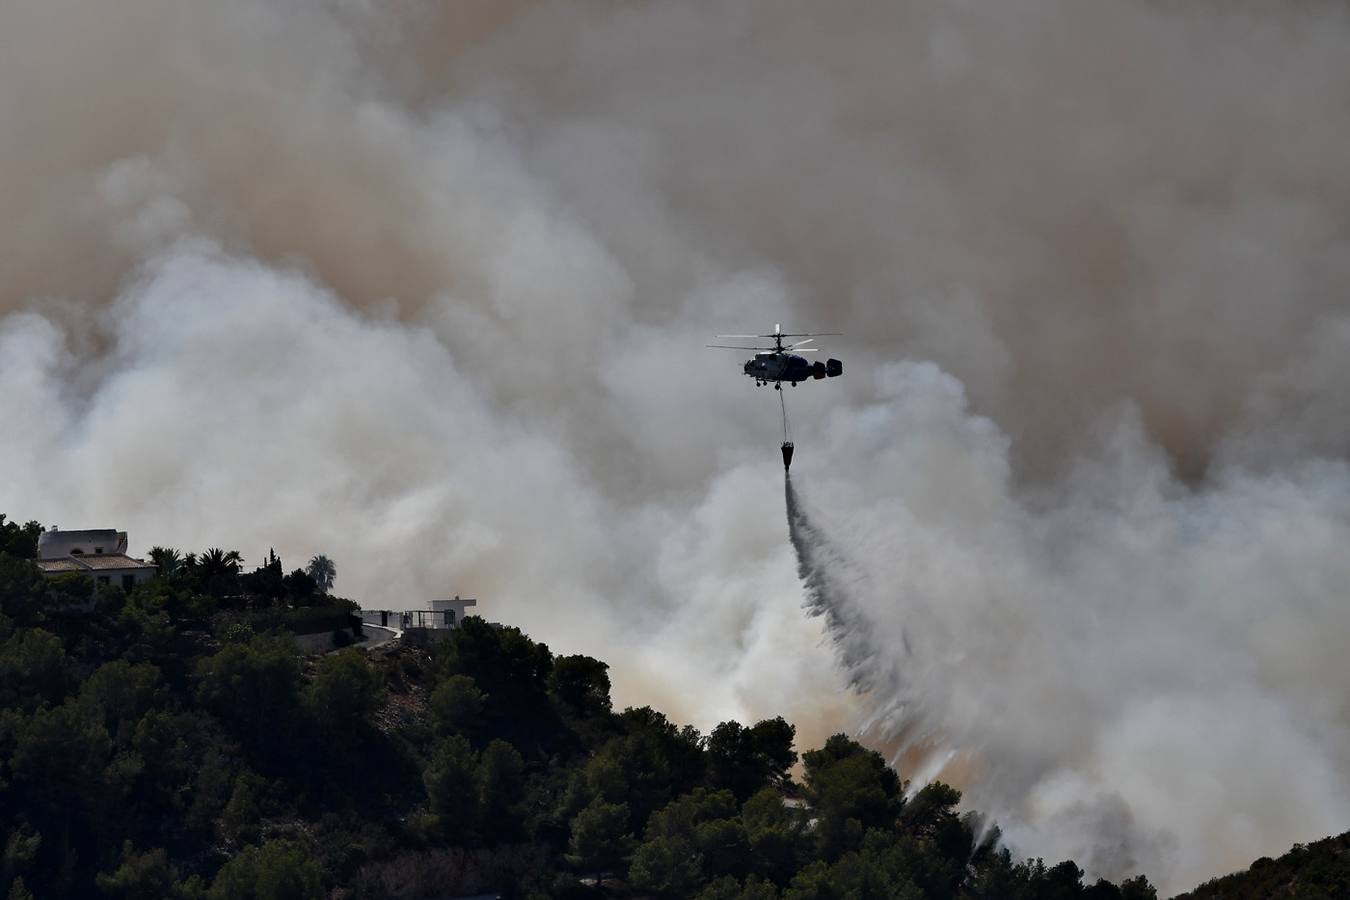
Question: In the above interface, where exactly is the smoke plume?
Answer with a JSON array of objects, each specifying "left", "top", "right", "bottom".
[
  {"left": 787, "top": 362, "right": 1350, "bottom": 889},
  {"left": 3, "top": 1, "right": 1349, "bottom": 891}
]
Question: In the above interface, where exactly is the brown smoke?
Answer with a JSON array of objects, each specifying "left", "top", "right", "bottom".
[{"left": 7, "top": 2, "right": 1349, "bottom": 474}]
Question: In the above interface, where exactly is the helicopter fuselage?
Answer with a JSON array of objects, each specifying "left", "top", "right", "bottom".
[{"left": 743, "top": 352, "right": 842, "bottom": 386}]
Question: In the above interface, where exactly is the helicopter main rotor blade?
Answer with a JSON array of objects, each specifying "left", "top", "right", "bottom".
[
  {"left": 716, "top": 331, "right": 841, "bottom": 338},
  {"left": 707, "top": 344, "right": 775, "bottom": 350}
]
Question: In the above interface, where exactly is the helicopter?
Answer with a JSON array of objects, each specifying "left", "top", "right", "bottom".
[{"left": 708, "top": 323, "right": 842, "bottom": 389}]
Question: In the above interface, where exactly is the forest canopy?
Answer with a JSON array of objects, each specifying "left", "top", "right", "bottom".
[{"left": 0, "top": 512, "right": 1263, "bottom": 898}]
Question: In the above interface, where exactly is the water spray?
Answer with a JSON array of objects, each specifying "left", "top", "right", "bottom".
[{"left": 784, "top": 473, "right": 897, "bottom": 694}]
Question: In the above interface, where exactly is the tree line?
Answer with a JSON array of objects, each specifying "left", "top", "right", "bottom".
[{"left": 0, "top": 512, "right": 1173, "bottom": 898}]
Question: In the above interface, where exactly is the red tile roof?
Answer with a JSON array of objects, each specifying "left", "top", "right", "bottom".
[
  {"left": 34, "top": 554, "right": 155, "bottom": 573},
  {"left": 76, "top": 554, "right": 155, "bottom": 570},
  {"left": 34, "top": 558, "right": 85, "bottom": 573}
]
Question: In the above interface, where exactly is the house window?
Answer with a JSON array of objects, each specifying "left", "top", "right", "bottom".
[
  {"left": 95, "top": 547, "right": 104, "bottom": 554},
  {"left": 97, "top": 576, "right": 110, "bottom": 585},
  {"left": 122, "top": 575, "right": 136, "bottom": 591}
]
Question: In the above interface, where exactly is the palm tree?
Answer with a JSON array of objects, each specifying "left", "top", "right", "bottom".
[
  {"left": 148, "top": 546, "right": 182, "bottom": 577},
  {"left": 198, "top": 548, "right": 244, "bottom": 577},
  {"left": 199, "top": 548, "right": 230, "bottom": 582},
  {"left": 306, "top": 555, "right": 336, "bottom": 593}
]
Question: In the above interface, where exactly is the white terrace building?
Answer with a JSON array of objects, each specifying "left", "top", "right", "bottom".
[
  {"left": 361, "top": 594, "right": 478, "bottom": 637},
  {"left": 34, "top": 528, "right": 156, "bottom": 591}
]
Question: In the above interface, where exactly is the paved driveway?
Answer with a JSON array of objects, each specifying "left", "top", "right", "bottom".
[{"left": 358, "top": 624, "right": 399, "bottom": 650}]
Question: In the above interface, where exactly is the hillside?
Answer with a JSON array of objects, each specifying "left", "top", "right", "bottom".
[
  {"left": 0, "top": 513, "right": 1328, "bottom": 898},
  {"left": 1173, "top": 832, "right": 1350, "bottom": 900}
]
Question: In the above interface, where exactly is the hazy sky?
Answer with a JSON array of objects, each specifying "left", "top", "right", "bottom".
[{"left": 3, "top": 1, "right": 1349, "bottom": 891}]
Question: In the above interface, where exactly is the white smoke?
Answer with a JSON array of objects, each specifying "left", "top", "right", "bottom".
[
  {"left": 789, "top": 362, "right": 1350, "bottom": 889},
  {"left": 2, "top": 0, "right": 1349, "bottom": 892}
]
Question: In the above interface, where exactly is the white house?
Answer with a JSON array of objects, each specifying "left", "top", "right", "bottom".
[
  {"left": 361, "top": 594, "right": 478, "bottom": 634},
  {"left": 34, "top": 528, "right": 157, "bottom": 591},
  {"left": 427, "top": 594, "right": 477, "bottom": 629}
]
